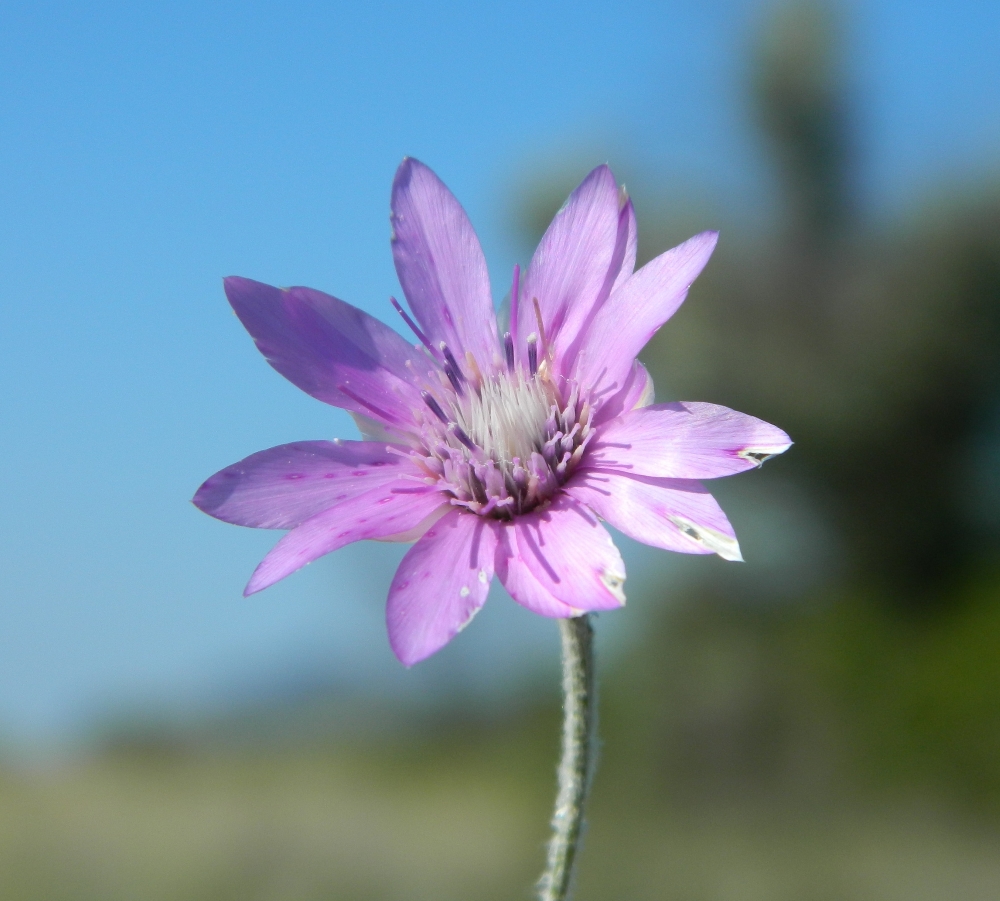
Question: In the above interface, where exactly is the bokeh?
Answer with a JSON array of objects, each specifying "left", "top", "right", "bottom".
[{"left": 1, "top": 2, "right": 999, "bottom": 899}]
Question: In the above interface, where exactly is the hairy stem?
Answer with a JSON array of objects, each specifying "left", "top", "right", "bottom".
[{"left": 538, "top": 614, "right": 596, "bottom": 901}]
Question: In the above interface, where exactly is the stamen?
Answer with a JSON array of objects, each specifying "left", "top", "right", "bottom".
[
  {"left": 504, "top": 332, "right": 515, "bottom": 371},
  {"left": 444, "top": 364, "right": 464, "bottom": 396},
  {"left": 510, "top": 264, "right": 520, "bottom": 351},
  {"left": 439, "top": 343, "right": 465, "bottom": 383},
  {"left": 527, "top": 334, "right": 538, "bottom": 376},
  {"left": 532, "top": 297, "right": 549, "bottom": 358},
  {"left": 449, "top": 423, "right": 477, "bottom": 452},
  {"left": 390, "top": 297, "right": 436, "bottom": 356},
  {"left": 337, "top": 383, "right": 399, "bottom": 425},
  {"left": 464, "top": 351, "right": 483, "bottom": 388},
  {"left": 421, "top": 391, "right": 449, "bottom": 424}
]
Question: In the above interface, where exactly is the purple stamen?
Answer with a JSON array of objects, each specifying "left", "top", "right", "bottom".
[
  {"left": 438, "top": 342, "right": 466, "bottom": 395},
  {"left": 390, "top": 296, "right": 436, "bottom": 356},
  {"left": 450, "top": 424, "right": 477, "bottom": 452},
  {"left": 504, "top": 332, "right": 514, "bottom": 371},
  {"left": 337, "top": 383, "right": 399, "bottom": 425},
  {"left": 421, "top": 391, "right": 449, "bottom": 424},
  {"left": 444, "top": 364, "right": 464, "bottom": 396},
  {"left": 439, "top": 342, "right": 465, "bottom": 381},
  {"left": 527, "top": 335, "right": 538, "bottom": 376},
  {"left": 510, "top": 263, "right": 520, "bottom": 351}
]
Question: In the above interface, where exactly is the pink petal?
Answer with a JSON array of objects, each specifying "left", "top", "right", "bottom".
[
  {"left": 587, "top": 402, "right": 792, "bottom": 479},
  {"left": 386, "top": 509, "right": 499, "bottom": 666},
  {"left": 224, "top": 277, "right": 430, "bottom": 427},
  {"left": 495, "top": 524, "right": 582, "bottom": 618},
  {"left": 566, "top": 469, "right": 742, "bottom": 561},
  {"left": 571, "top": 231, "right": 718, "bottom": 406},
  {"left": 390, "top": 158, "right": 498, "bottom": 369},
  {"left": 609, "top": 196, "right": 637, "bottom": 296},
  {"left": 511, "top": 494, "right": 626, "bottom": 612},
  {"left": 518, "top": 165, "right": 623, "bottom": 371},
  {"left": 245, "top": 484, "right": 447, "bottom": 595},
  {"left": 193, "top": 441, "right": 414, "bottom": 530},
  {"left": 592, "top": 359, "right": 655, "bottom": 426}
]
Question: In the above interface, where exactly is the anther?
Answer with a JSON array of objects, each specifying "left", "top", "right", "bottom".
[
  {"left": 337, "top": 383, "right": 399, "bottom": 425},
  {"left": 439, "top": 343, "right": 465, "bottom": 382},
  {"left": 390, "top": 297, "right": 436, "bottom": 356},
  {"left": 449, "top": 423, "right": 477, "bottom": 453},
  {"left": 444, "top": 364, "right": 464, "bottom": 396},
  {"left": 527, "top": 334, "right": 538, "bottom": 377},
  {"left": 510, "top": 264, "right": 520, "bottom": 350},
  {"left": 420, "top": 391, "right": 449, "bottom": 424},
  {"left": 503, "top": 332, "right": 515, "bottom": 371}
]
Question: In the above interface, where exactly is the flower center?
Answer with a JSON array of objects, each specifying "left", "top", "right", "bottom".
[
  {"left": 455, "top": 370, "right": 553, "bottom": 473},
  {"left": 412, "top": 364, "right": 594, "bottom": 518}
]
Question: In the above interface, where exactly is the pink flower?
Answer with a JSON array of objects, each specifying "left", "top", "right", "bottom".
[{"left": 194, "top": 159, "right": 791, "bottom": 665}]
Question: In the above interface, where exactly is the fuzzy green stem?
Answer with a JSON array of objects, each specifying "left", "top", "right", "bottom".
[{"left": 538, "top": 614, "right": 596, "bottom": 901}]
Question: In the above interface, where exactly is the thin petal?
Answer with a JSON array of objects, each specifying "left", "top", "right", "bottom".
[
  {"left": 588, "top": 402, "right": 792, "bottom": 479},
  {"left": 245, "top": 484, "right": 446, "bottom": 595},
  {"left": 495, "top": 524, "right": 582, "bottom": 618},
  {"left": 386, "top": 509, "right": 499, "bottom": 665},
  {"left": 518, "top": 165, "right": 622, "bottom": 370},
  {"left": 512, "top": 494, "right": 626, "bottom": 611},
  {"left": 390, "top": 158, "right": 498, "bottom": 368},
  {"left": 572, "top": 231, "right": 718, "bottom": 406},
  {"left": 193, "top": 440, "right": 415, "bottom": 530},
  {"left": 224, "top": 277, "right": 429, "bottom": 427},
  {"left": 567, "top": 469, "right": 742, "bottom": 561}
]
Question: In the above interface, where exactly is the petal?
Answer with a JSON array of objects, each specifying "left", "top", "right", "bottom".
[
  {"left": 495, "top": 523, "right": 583, "bottom": 618},
  {"left": 224, "top": 277, "right": 428, "bottom": 427},
  {"left": 390, "top": 158, "right": 498, "bottom": 369},
  {"left": 511, "top": 494, "right": 626, "bottom": 612},
  {"left": 571, "top": 231, "right": 718, "bottom": 405},
  {"left": 609, "top": 195, "right": 637, "bottom": 295},
  {"left": 386, "top": 509, "right": 499, "bottom": 665},
  {"left": 245, "top": 484, "right": 447, "bottom": 595},
  {"left": 566, "top": 469, "right": 742, "bottom": 561},
  {"left": 588, "top": 402, "right": 792, "bottom": 479},
  {"left": 592, "top": 359, "right": 655, "bottom": 426},
  {"left": 518, "top": 165, "right": 622, "bottom": 371},
  {"left": 193, "top": 440, "right": 416, "bottom": 529}
]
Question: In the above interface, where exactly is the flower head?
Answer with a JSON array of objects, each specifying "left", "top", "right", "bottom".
[{"left": 194, "top": 159, "right": 791, "bottom": 665}]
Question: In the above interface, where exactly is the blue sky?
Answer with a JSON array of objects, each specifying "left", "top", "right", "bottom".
[{"left": 1, "top": 0, "right": 998, "bottom": 750}]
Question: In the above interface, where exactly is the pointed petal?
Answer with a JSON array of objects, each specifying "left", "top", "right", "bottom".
[
  {"left": 511, "top": 494, "right": 626, "bottom": 611},
  {"left": 245, "top": 484, "right": 446, "bottom": 595},
  {"left": 495, "top": 523, "right": 583, "bottom": 618},
  {"left": 609, "top": 195, "right": 637, "bottom": 295},
  {"left": 386, "top": 509, "right": 499, "bottom": 665},
  {"left": 567, "top": 469, "right": 742, "bottom": 561},
  {"left": 588, "top": 402, "right": 792, "bottom": 479},
  {"left": 518, "top": 165, "right": 622, "bottom": 370},
  {"left": 224, "top": 277, "right": 429, "bottom": 427},
  {"left": 572, "top": 231, "right": 718, "bottom": 405},
  {"left": 193, "top": 440, "right": 416, "bottom": 530},
  {"left": 592, "top": 359, "right": 655, "bottom": 426},
  {"left": 390, "top": 158, "right": 498, "bottom": 369}
]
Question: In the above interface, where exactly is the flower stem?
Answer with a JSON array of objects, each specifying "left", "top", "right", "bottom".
[{"left": 538, "top": 614, "right": 596, "bottom": 901}]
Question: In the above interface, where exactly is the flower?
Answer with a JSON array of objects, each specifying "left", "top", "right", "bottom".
[{"left": 194, "top": 159, "right": 791, "bottom": 665}]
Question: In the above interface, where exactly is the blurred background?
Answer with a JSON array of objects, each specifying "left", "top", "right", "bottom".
[{"left": 2, "top": 1, "right": 999, "bottom": 898}]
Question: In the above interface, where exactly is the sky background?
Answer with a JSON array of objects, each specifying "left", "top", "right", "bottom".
[{"left": 1, "top": 0, "right": 999, "bottom": 752}]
